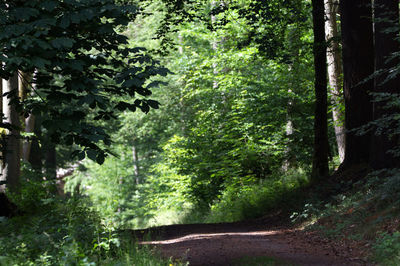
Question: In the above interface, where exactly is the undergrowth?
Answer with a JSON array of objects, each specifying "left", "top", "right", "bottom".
[
  {"left": 291, "top": 168, "right": 400, "bottom": 265},
  {"left": 0, "top": 175, "right": 178, "bottom": 265},
  {"left": 181, "top": 168, "right": 309, "bottom": 224}
]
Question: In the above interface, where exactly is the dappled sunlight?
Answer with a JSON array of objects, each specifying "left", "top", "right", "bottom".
[
  {"left": 137, "top": 224, "right": 357, "bottom": 265},
  {"left": 139, "top": 230, "right": 283, "bottom": 245}
]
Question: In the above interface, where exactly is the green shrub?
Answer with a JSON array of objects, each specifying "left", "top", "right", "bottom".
[
  {"left": 199, "top": 169, "right": 309, "bottom": 223},
  {"left": 0, "top": 195, "right": 176, "bottom": 265},
  {"left": 373, "top": 231, "right": 400, "bottom": 265}
]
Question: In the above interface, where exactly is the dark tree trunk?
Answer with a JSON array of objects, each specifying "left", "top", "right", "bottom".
[
  {"left": 311, "top": 0, "right": 329, "bottom": 180},
  {"left": 28, "top": 115, "right": 43, "bottom": 172},
  {"left": 0, "top": 193, "right": 17, "bottom": 217},
  {"left": 370, "top": 0, "right": 400, "bottom": 169},
  {"left": 1, "top": 73, "right": 21, "bottom": 192},
  {"left": 132, "top": 144, "right": 140, "bottom": 185},
  {"left": 339, "top": 0, "right": 374, "bottom": 169}
]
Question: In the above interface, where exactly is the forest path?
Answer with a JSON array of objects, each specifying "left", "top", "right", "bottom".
[{"left": 131, "top": 218, "right": 370, "bottom": 266}]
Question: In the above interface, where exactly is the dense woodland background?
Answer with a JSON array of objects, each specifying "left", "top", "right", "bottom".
[{"left": 0, "top": 0, "right": 400, "bottom": 265}]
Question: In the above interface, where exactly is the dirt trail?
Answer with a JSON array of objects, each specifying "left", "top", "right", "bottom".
[{"left": 130, "top": 219, "right": 371, "bottom": 266}]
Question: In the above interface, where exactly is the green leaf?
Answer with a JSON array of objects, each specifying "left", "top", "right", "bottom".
[
  {"left": 123, "top": 78, "right": 143, "bottom": 88},
  {"left": 96, "top": 153, "right": 105, "bottom": 164},
  {"left": 86, "top": 149, "right": 97, "bottom": 161},
  {"left": 13, "top": 7, "right": 39, "bottom": 20},
  {"left": 50, "top": 37, "right": 74, "bottom": 49},
  {"left": 40, "top": 1, "right": 58, "bottom": 11},
  {"left": 146, "top": 99, "right": 160, "bottom": 109},
  {"left": 59, "top": 14, "right": 71, "bottom": 28},
  {"left": 139, "top": 103, "right": 150, "bottom": 114},
  {"left": 146, "top": 81, "right": 168, "bottom": 88}
]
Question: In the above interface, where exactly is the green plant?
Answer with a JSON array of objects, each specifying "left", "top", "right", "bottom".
[
  {"left": 0, "top": 191, "right": 175, "bottom": 265},
  {"left": 373, "top": 231, "right": 400, "bottom": 265},
  {"left": 187, "top": 169, "right": 309, "bottom": 223}
]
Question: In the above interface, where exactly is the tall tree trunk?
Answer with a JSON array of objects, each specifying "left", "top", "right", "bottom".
[
  {"left": 132, "top": 144, "right": 140, "bottom": 185},
  {"left": 18, "top": 71, "right": 31, "bottom": 101},
  {"left": 28, "top": 114, "right": 43, "bottom": 171},
  {"left": 0, "top": 78, "right": 2, "bottom": 174},
  {"left": 370, "top": 0, "right": 400, "bottom": 169},
  {"left": 211, "top": 1, "right": 220, "bottom": 90},
  {"left": 339, "top": 0, "right": 374, "bottom": 169},
  {"left": 311, "top": 0, "right": 329, "bottom": 180},
  {"left": 22, "top": 114, "right": 35, "bottom": 161},
  {"left": 0, "top": 77, "right": 2, "bottom": 114},
  {"left": 19, "top": 71, "right": 35, "bottom": 162},
  {"left": 324, "top": 0, "right": 345, "bottom": 163},
  {"left": 0, "top": 78, "right": 16, "bottom": 217},
  {"left": 1, "top": 72, "right": 21, "bottom": 192}
]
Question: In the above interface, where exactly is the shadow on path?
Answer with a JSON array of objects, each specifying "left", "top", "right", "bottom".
[{"left": 126, "top": 220, "right": 368, "bottom": 266}]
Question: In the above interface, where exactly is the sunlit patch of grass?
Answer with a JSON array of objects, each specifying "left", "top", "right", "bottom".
[{"left": 147, "top": 208, "right": 191, "bottom": 227}]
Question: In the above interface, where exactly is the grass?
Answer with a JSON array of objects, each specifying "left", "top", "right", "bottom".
[
  {"left": 289, "top": 167, "right": 400, "bottom": 265},
  {"left": 0, "top": 194, "right": 179, "bottom": 266}
]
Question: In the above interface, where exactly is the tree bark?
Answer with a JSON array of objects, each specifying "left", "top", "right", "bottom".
[
  {"left": 28, "top": 114, "right": 43, "bottom": 171},
  {"left": 339, "top": 0, "right": 374, "bottom": 169},
  {"left": 370, "top": 0, "right": 400, "bottom": 169},
  {"left": 1, "top": 72, "right": 21, "bottom": 192},
  {"left": 132, "top": 144, "right": 140, "bottom": 185},
  {"left": 311, "top": 0, "right": 330, "bottom": 180},
  {"left": 0, "top": 78, "right": 2, "bottom": 176},
  {"left": 19, "top": 71, "right": 35, "bottom": 162},
  {"left": 22, "top": 114, "right": 35, "bottom": 161},
  {"left": 0, "top": 77, "right": 2, "bottom": 114},
  {"left": 211, "top": 1, "right": 221, "bottom": 91},
  {"left": 324, "top": 0, "right": 345, "bottom": 163}
]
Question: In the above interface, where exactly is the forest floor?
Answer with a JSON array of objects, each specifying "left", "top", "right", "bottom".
[{"left": 131, "top": 215, "right": 372, "bottom": 266}]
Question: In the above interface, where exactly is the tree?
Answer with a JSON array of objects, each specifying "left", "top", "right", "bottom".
[
  {"left": 20, "top": 71, "right": 35, "bottom": 162},
  {"left": 0, "top": 0, "right": 167, "bottom": 207},
  {"left": 339, "top": 0, "right": 374, "bottom": 169},
  {"left": 370, "top": 0, "right": 400, "bottom": 169},
  {"left": 324, "top": 0, "right": 345, "bottom": 163},
  {"left": 1, "top": 73, "right": 20, "bottom": 192},
  {"left": 311, "top": 0, "right": 329, "bottom": 179}
]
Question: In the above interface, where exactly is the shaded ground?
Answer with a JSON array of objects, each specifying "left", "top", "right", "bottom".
[{"left": 130, "top": 217, "right": 371, "bottom": 266}]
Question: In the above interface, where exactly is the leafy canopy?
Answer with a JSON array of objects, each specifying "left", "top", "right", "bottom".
[{"left": 0, "top": 0, "right": 169, "bottom": 163}]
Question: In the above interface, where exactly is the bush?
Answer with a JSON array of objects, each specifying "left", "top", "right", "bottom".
[
  {"left": 373, "top": 231, "right": 400, "bottom": 265},
  {"left": 193, "top": 169, "right": 309, "bottom": 223},
  {"left": 0, "top": 195, "right": 176, "bottom": 265}
]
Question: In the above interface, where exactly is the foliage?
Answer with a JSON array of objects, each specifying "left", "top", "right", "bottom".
[
  {"left": 373, "top": 231, "right": 400, "bottom": 266},
  {"left": 200, "top": 169, "right": 309, "bottom": 223},
  {"left": 4, "top": 0, "right": 400, "bottom": 265},
  {"left": 149, "top": 2, "right": 315, "bottom": 207},
  {"left": 65, "top": 0, "right": 317, "bottom": 228},
  {"left": 287, "top": 169, "right": 400, "bottom": 264},
  {"left": 0, "top": 0, "right": 168, "bottom": 161},
  {"left": 65, "top": 155, "right": 150, "bottom": 228},
  {"left": 0, "top": 191, "right": 176, "bottom": 265},
  {"left": 65, "top": 149, "right": 193, "bottom": 229}
]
